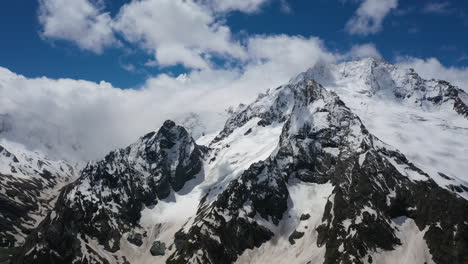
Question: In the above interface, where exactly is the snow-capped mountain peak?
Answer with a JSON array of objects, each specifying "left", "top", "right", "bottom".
[
  {"left": 9, "top": 58, "right": 468, "bottom": 264},
  {"left": 291, "top": 58, "right": 468, "bottom": 199},
  {"left": 0, "top": 139, "right": 77, "bottom": 248}
]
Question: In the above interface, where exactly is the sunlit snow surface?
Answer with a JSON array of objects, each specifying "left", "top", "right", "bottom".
[
  {"left": 345, "top": 95, "right": 468, "bottom": 190},
  {"left": 115, "top": 59, "right": 466, "bottom": 263},
  {"left": 296, "top": 58, "right": 468, "bottom": 199},
  {"left": 0, "top": 138, "right": 76, "bottom": 180},
  {"left": 236, "top": 180, "right": 333, "bottom": 264},
  {"left": 129, "top": 118, "right": 284, "bottom": 263},
  {"left": 370, "top": 216, "right": 435, "bottom": 264}
]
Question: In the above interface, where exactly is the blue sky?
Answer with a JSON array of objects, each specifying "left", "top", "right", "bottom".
[{"left": 1, "top": 0, "right": 467, "bottom": 88}]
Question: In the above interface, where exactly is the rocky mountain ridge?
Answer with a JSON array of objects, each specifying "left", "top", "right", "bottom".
[
  {"left": 0, "top": 139, "right": 76, "bottom": 261},
  {"left": 296, "top": 57, "right": 468, "bottom": 199},
  {"left": 2, "top": 58, "right": 468, "bottom": 264}
]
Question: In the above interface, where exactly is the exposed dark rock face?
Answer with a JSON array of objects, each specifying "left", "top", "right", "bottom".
[
  {"left": 315, "top": 146, "right": 468, "bottom": 264},
  {"left": 0, "top": 143, "right": 75, "bottom": 251},
  {"left": 300, "top": 214, "right": 311, "bottom": 221},
  {"left": 167, "top": 159, "right": 282, "bottom": 264},
  {"left": 449, "top": 87, "right": 468, "bottom": 118},
  {"left": 167, "top": 80, "right": 468, "bottom": 264},
  {"left": 0, "top": 173, "right": 44, "bottom": 248},
  {"left": 211, "top": 87, "right": 293, "bottom": 144},
  {"left": 12, "top": 61, "right": 468, "bottom": 264},
  {"left": 150, "top": 241, "right": 166, "bottom": 256},
  {"left": 127, "top": 232, "right": 144, "bottom": 247},
  {"left": 15, "top": 121, "right": 204, "bottom": 263},
  {"left": 288, "top": 230, "right": 305, "bottom": 245}
]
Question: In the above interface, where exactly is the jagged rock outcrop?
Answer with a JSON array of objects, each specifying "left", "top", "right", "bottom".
[
  {"left": 12, "top": 58, "right": 468, "bottom": 264},
  {"left": 293, "top": 58, "right": 468, "bottom": 112},
  {"left": 294, "top": 57, "right": 468, "bottom": 199},
  {"left": 0, "top": 140, "right": 76, "bottom": 251},
  {"left": 16, "top": 120, "right": 204, "bottom": 263},
  {"left": 168, "top": 80, "right": 468, "bottom": 264}
]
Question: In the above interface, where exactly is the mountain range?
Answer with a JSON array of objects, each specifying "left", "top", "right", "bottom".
[{"left": 1, "top": 57, "right": 468, "bottom": 264}]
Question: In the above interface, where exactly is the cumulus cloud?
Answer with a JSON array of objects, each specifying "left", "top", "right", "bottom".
[
  {"left": 0, "top": 67, "right": 129, "bottom": 161},
  {"left": 38, "top": 0, "right": 116, "bottom": 53},
  {"left": 141, "top": 35, "right": 336, "bottom": 124},
  {"left": 346, "top": 0, "right": 398, "bottom": 35},
  {"left": 23, "top": 0, "right": 341, "bottom": 161},
  {"left": 37, "top": 0, "right": 265, "bottom": 68},
  {"left": 113, "top": 0, "right": 246, "bottom": 69},
  {"left": 0, "top": 34, "right": 335, "bottom": 161},
  {"left": 345, "top": 43, "right": 382, "bottom": 59},
  {"left": 199, "top": 0, "right": 271, "bottom": 13},
  {"left": 396, "top": 57, "right": 468, "bottom": 91},
  {"left": 24, "top": 0, "right": 466, "bottom": 166}
]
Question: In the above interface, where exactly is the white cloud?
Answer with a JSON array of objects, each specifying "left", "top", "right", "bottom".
[
  {"left": 200, "top": 0, "right": 270, "bottom": 13},
  {"left": 279, "top": 0, "right": 292, "bottom": 14},
  {"left": 346, "top": 0, "right": 398, "bottom": 35},
  {"left": 0, "top": 34, "right": 335, "bottom": 161},
  {"left": 423, "top": 1, "right": 452, "bottom": 14},
  {"left": 113, "top": 0, "right": 246, "bottom": 69},
  {"left": 345, "top": 43, "right": 382, "bottom": 59},
  {"left": 27, "top": 0, "right": 341, "bottom": 161},
  {"left": 37, "top": 0, "right": 263, "bottom": 68},
  {"left": 121, "top": 64, "right": 136, "bottom": 72},
  {"left": 38, "top": 0, "right": 116, "bottom": 53},
  {"left": 396, "top": 57, "right": 468, "bottom": 92},
  {"left": 247, "top": 35, "right": 335, "bottom": 69}
]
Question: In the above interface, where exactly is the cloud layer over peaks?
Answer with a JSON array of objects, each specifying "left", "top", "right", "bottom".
[
  {"left": 0, "top": 35, "right": 336, "bottom": 161},
  {"left": 396, "top": 57, "right": 468, "bottom": 91},
  {"left": 8, "top": 0, "right": 465, "bottom": 164}
]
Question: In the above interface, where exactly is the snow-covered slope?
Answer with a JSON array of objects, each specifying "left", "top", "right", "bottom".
[
  {"left": 166, "top": 79, "right": 468, "bottom": 264},
  {"left": 0, "top": 139, "right": 76, "bottom": 249},
  {"left": 293, "top": 57, "right": 468, "bottom": 199},
  {"left": 16, "top": 74, "right": 468, "bottom": 264},
  {"left": 176, "top": 112, "right": 208, "bottom": 140}
]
